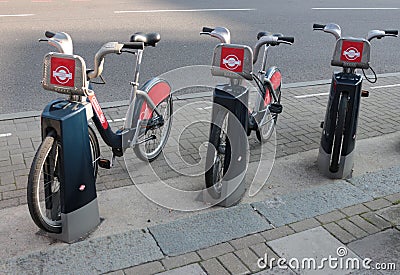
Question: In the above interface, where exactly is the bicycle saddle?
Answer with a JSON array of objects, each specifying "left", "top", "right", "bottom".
[{"left": 130, "top": 32, "right": 161, "bottom": 47}]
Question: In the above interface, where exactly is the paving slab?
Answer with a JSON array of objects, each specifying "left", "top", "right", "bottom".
[
  {"left": 149, "top": 204, "right": 271, "bottom": 256},
  {"left": 348, "top": 166, "right": 400, "bottom": 198},
  {"left": 348, "top": 229, "right": 400, "bottom": 275},
  {"left": 254, "top": 268, "right": 297, "bottom": 274},
  {"left": 0, "top": 229, "right": 163, "bottom": 275},
  {"left": 157, "top": 263, "right": 206, "bottom": 275},
  {"left": 268, "top": 227, "right": 361, "bottom": 275},
  {"left": 252, "top": 182, "right": 372, "bottom": 227},
  {"left": 200, "top": 258, "right": 230, "bottom": 275},
  {"left": 376, "top": 205, "right": 400, "bottom": 226}
]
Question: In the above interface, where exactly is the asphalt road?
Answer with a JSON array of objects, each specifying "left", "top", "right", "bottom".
[{"left": 1, "top": 0, "right": 400, "bottom": 114}]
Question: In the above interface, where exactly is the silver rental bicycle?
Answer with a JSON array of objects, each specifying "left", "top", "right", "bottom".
[
  {"left": 201, "top": 26, "right": 294, "bottom": 199},
  {"left": 27, "top": 31, "right": 173, "bottom": 233}
]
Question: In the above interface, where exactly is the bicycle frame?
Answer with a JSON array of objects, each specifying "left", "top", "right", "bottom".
[{"left": 41, "top": 38, "right": 171, "bottom": 158}]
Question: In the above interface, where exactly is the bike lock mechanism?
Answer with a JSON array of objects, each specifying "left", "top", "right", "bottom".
[{"left": 41, "top": 100, "right": 100, "bottom": 243}]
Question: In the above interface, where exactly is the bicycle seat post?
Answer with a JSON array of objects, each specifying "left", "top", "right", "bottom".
[
  {"left": 259, "top": 45, "right": 270, "bottom": 76},
  {"left": 128, "top": 49, "right": 143, "bottom": 101}
]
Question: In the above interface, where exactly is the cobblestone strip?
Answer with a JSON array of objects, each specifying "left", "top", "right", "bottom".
[
  {"left": 111, "top": 193, "right": 400, "bottom": 275},
  {"left": 1, "top": 75, "right": 400, "bottom": 209}
]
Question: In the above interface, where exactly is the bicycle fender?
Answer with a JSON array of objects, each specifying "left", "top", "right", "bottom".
[
  {"left": 263, "top": 67, "right": 282, "bottom": 106},
  {"left": 139, "top": 77, "right": 171, "bottom": 120}
]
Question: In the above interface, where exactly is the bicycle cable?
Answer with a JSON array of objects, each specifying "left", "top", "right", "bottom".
[
  {"left": 91, "top": 74, "right": 106, "bottom": 85},
  {"left": 252, "top": 72, "right": 265, "bottom": 95},
  {"left": 362, "top": 65, "right": 378, "bottom": 83}
]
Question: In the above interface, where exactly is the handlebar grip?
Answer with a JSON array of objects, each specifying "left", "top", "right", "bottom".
[
  {"left": 257, "top": 31, "right": 269, "bottom": 40},
  {"left": 278, "top": 36, "right": 294, "bottom": 43},
  {"left": 45, "top": 31, "right": 56, "bottom": 38},
  {"left": 122, "top": 42, "right": 144, "bottom": 50},
  {"left": 385, "top": 30, "right": 398, "bottom": 35},
  {"left": 202, "top": 27, "right": 214, "bottom": 33},
  {"left": 313, "top": 23, "right": 326, "bottom": 30}
]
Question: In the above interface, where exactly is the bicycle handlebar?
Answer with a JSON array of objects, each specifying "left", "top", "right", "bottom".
[
  {"left": 121, "top": 42, "right": 145, "bottom": 50},
  {"left": 253, "top": 34, "right": 294, "bottom": 64},
  {"left": 385, "top": 30, "right": 398, "bottom": 35},
  {"left": 40, "top": 31, "right": 73, "bottom": 54},
  {"left": 200, "top": 26, "right": 231, "bottom": 43},
  {"left": 313, "top": 23, "right": 326, "bottom": 30},
  {"left": 313, "top": 23, "right": 398, "bottom": 41},
  {"left": 45, "top": 31, "right": 56, "bottom": 38},
  {"left": 278, "top": 36, "right": 295, "bottom": 43},
  {"left": 202, "top": 27, "right": 214, "bottom": 33},
  {"left": 87, "top": 41, "right": 144, "bottom": 79}
]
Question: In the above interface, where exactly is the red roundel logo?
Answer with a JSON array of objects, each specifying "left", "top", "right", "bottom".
[
  {"left": 53, "top": 66, "right": 73, "bottom": 84},
  {"left": 220, "top": 47, "right": 245, "bottom": 73},
  {"left": 50, "top": 57, "right": 75, "bottom": 87},
  {"left": 343, "top": 47, "right": 360, "bottom": 61},
  {"left": 340, "top": 41, "right": 364, "bottom": 63},
  {"left": 222, "top": 54, "right": 241, "bottom": 70}
]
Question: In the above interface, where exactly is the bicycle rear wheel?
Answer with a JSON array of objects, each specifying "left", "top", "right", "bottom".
[
  {"left": 134, "top": 95, "right": 173, "bottom": 162},
  {"left": 256, "top": 89, "right": 280, "bottom": 142},
  {"left": 27, "top": 127, "right": 99, "bottom": 233},
  {"left": 256, "top": 109, "right": 276, "bottom": 142},
  {"left": 205, "top": 115, "right": 230, "bottom": 199},
  {"left": 330, "top": 93, "right": 348, "bottom": 173}
]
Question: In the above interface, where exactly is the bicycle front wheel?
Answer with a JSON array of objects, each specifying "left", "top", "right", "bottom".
[
  {"left": 205, "top": 115, "right": 230, "bottom": 199},
  {"left": 27, "top": 128, "right": 100, "bottom": 233},
  {"left": 134, "top": 95, "right": 173, "bottom": 162},
  {"left": 330, "top": 93, "right": 348, "bottom": 173},
  {"left": 27, "top": 131, "right": 62, "bottom": 233}
]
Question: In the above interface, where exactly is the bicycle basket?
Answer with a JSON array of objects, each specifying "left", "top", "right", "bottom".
[
  {"left": 211, "top": 44, "right": 253, "bottom": 80},
  {"left": 42, "top": 52, "right": 88, "bottom": 96},
  {"left": 331, "top": 38, "right": 371, "bottom": 69}
]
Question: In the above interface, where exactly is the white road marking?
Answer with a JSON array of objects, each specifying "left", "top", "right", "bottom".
[
  {"left": 312, "top": 8, "right": 399, "bottom": 10},
  {"left": 114, "top": 8, "right": 255, "bottom": 14},
  {"left": 0, "top": 14, "right": 34, "bottom": 17},
  {"left": 370, "top": 83, "right": 400, "bottom": 89},
  {"left": 294, "top": 92, "right": 329, "bottom": 99},
  {"left": 0, "top": 133, "right": 12, "bottom": 138}
]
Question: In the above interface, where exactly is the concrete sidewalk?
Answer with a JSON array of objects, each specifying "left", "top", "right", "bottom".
[
  {"left": 0, "top": 75, "right": 400, "bottom": 274},
  {"left": 0, "top": 165, "right": 399, "bottom": 274}
]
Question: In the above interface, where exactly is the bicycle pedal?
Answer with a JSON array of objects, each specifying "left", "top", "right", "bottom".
[
  {"left": 361, "top": 90, "right": 369, "bottom": 97},
  {"left": 98, "top": 159, "right": 111, "bottom": 169},
  {"left": 269, "top": 103, "right": 283, "bottom": 114}
]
